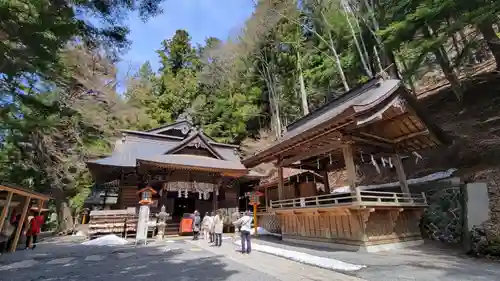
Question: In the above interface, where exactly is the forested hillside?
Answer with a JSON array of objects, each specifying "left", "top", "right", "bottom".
[{"left": 1, "top": 0, "right": 499, "bottom": 230}]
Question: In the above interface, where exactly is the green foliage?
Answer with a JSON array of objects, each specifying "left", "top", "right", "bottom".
[{"left": 1, "top": 0, "right": 500, "bottom": 232}]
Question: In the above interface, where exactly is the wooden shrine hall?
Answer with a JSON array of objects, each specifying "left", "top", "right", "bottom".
[
  {"left": 243, "top": 77, "right": 450, "bottom": 252},
  {"left": 86, "top": 114, "right": 249, "bottom": 222}
]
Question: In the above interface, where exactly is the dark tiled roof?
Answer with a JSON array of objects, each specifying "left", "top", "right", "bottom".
[
  {"left": 137, "top": 154, "right": 247, "bottom": 173},
  {"left": 282, "top": 78, "right": 400, "bottom": 141}
]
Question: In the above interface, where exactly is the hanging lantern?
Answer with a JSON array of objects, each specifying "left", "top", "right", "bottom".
[
  {"left": 184, "top": 188, "right": 188, "bottom": 198},
  {"left": 329, "top": 153, "right": 332, "bottom": 164},
  {"left": 317, "top": 159, "right": 320, "bottom": 170},
  {"left": 178, "top": 189, "right": 182, "bottom": 198},
  {"left": 198, "top": 192, "right": 202, "bottom": 200}
]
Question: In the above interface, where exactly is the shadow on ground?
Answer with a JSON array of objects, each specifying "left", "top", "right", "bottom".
[
  {"left": 254, "top": 235, "right": 500, "bottom": 281},
  {"left": 0, "top": 241, "right": 242, "bottom": 281}
]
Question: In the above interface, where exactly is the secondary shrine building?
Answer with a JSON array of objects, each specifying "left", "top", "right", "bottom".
[
  {"left": 244, "top": 77, "right": 450, "bottom": 252},
  {"left": 86, "top": 114, "right": 248, "bottom": 219}
]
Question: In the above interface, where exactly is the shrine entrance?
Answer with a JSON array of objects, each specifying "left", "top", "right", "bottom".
[{"left": 173, "top": 196, "right": 195, "bottom": 218}]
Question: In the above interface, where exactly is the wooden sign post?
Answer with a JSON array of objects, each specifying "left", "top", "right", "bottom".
[{"left": 248, "top": 191, "right": 263, "bottom": 235}]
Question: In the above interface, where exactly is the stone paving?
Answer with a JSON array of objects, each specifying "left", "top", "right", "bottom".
[
  {"left": 187, "top": 237, "right": 365, "bottom": 281},
  {"left": 0, "top": 237, "right": 281, "bottom": 281},
  {"left": 252, "top": 236, "right": 500, "bottom": 281},
  {"left": 3, "top": 235, "right": 498, "bottom": 281}
]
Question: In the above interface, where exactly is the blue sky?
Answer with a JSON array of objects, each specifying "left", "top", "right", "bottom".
[{"left": 117, "top": 0, "right": 255, "bottom": 87}]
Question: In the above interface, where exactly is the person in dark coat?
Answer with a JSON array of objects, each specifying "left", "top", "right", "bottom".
[{"left": 192, "top": 210, "right": 201, "bottom": 240}]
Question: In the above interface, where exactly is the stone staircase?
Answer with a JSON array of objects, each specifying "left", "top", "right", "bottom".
[{"left": 165, "top": 219, "right": 181, "bottom": 236}]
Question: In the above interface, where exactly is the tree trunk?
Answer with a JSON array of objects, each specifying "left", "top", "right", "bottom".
[
  {"left": 435, "top": 46, "right": 464, "bottom": 102},
  {"left": 321, "top": 10, "right": 350, "bottom": 91},
  {"left": 458, "top": 29, "right": 476, "bottom": 65},
  {"left": 425, "top": 25, "right": 464, "bottom": 101},
  {"left": 296, "top": 51, "right": 309, "bottom": 115},
  {"left": 478, "top": 20, "right": 500, "bottom": 70},
  {"left": 53, "top": 188, "right": 74, "bottom": 234},
  {"left": 341, "top": 0, "right": 372, "bottom": 77}
]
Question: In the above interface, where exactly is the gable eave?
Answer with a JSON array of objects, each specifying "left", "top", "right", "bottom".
[{"left": 166, "top": 132, "right": 224, "bottom": 160}]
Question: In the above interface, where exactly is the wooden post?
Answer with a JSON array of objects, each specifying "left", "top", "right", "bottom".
[
  {"left": 277, "top": 165, "right": 284, "bottom": 200},
  {"left": 213, "top": 186, "right": 218, "bottom": 211},
  {"left": 10, "top": 196, "right": 30, "bottom": 252},
  {"left": 37, "top": 200, "right": 44, "bottom": 215},
  {"left": 253, "top": 204, "right": 258, "bottom": 236},
  {"left": 393, "top": 153, "right": 410, "bottom": 195},
  {"left": 342, "top": 143, "right": 357, "bottom": 191},
  {"left": 0, "top": 191, "right": 13, "bottom": 234},
  {"left": 322, "top": 171, "right": 330, "bottom": 194},
  {"left": 264, "top": 187, "right": 269, "bottom": 212}
]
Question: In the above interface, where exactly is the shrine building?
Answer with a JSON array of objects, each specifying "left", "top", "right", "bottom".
[
  {"left": 86, "top": 114, "right": 249, "bottom": 221},
  {"left": 243, "top": 77, "right": 450, "bottom": 252}
]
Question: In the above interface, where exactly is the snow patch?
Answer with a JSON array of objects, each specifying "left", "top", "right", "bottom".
[
  {"left": 234, "top": 241, "right": 365, "bottom": 271},
  {"left": 332, "top": 168, "right": 457, "bottom": 193},
  {"left": 72, "top": 231, "right": 86, "bottom": 237},
  {"left": 81, "top": 234, "right": 128, "bottom": 246},
  {"left": 250, "top": 227, "right": 282, "bottom": 237}
]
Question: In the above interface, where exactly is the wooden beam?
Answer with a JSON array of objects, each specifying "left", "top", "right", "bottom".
[
  {"left": 280, "top": 140, "right": 342, "bottom": 167},
  {"left": 393, "top": 153, "right": 410, "bottom": 195},
  {"left": 394, "top": 130, "right": 428, "bottom": 143},
  {"left": 277, "top": 165, "right": 284, "bottom": 200},
  {"left": 0, "top": 191, "right": 13, "bottom": 234},
  {"left": 342, "top": 143, "right": 357, "bottom": 191},
  {"left": 358, "top": 132, "right": 394, "bottom": 144},
  {"left": 10, "top": 196, "right": 30, "bottom": 252},
  {"left": 0, "top": 185, "right": 50, "bottom": 201}
]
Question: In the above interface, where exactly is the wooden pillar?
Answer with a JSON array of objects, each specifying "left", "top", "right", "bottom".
[
  {"left": 277, "top": 165, "right": 284, "bottom": 200},
  {"left": 0, "top": 191, "right": 13, "bottom": 234},
  {"left": 37, "top": 200, "right": 44, "bottom": 215},
  {"left": 10, "top": 196, "right": 30, "bottom": 252},
  {"left": 213, "top": 186, "right": 218, "bottom": 211},
  {"left": 342, "top": 143, "right": 357, "bottom": 191},
  {"left": 264, "top": 187, "right": 269, "bottom": 212},
  {"left": 322, "top": 171, "right": 330, "bottom": 194},
  {"left": 393, "top": 153, "right": 410, "bottom": 195}
]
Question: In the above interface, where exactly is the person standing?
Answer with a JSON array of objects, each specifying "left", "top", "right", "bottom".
[
  {"left": 233, "top": 211, "right": 253, "bottom": 254},
  {"left": 209, "top": 211, "right": 215, "bottom": 243},
  {"left": 201, "top": 212, "right": 212, "bottom": 240},
  {"left": 213, "top": 210, "right": 224, "bottom": 247},
  {"left": 192, "top": 210, "right": 201, "bottom": 240},
  {"left": 26, "top": 212, "right": 44, "bottom": 250}
]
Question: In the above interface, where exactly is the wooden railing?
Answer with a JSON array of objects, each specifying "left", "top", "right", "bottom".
[{"left": 269, "top": 190, "right": 427, "bottom": 210}]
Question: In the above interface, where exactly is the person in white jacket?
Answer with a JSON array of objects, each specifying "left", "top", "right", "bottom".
[
  {"left": 233, "top": 211, "right": 253, "bottom": 254},
  {"left": 213, "top": 210, "right": 224, "bottom": 246},
  {"left": 208, "top": 211, "right": 215, "bottom": 243},
  {"left": 201, "top": 212, "right": 213, "bottom": 240}
]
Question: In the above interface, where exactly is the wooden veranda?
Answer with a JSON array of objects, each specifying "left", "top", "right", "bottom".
[
  {"left": 243, "top": 77, "right": 450, "bottom": 251},
  {"left": 0, "top": 183, "right": 51, "bottom": 252}
]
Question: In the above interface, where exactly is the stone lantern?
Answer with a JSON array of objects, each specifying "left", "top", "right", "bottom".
[
  {"left": 156, "top": 205, "right": 170, "bottom": 240},
  {"left": 137, "top": 186, "right": 157, "bottom": 205}
]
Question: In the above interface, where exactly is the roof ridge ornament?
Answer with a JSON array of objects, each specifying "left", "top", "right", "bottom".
[{"left": 176, "top": 112, "right": 193, "bottom": 123}]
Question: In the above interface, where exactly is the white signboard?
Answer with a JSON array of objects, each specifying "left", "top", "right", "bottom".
[{"left": 135, "top": 205, "right": 150, "bottom": 245}]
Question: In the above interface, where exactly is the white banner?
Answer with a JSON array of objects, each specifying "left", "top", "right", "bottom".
[{"left": 136, "top": 205, "right": 150, "bottom": 244}]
